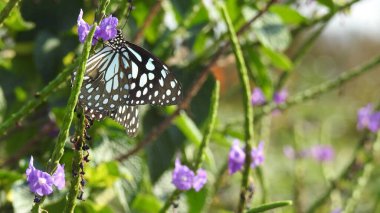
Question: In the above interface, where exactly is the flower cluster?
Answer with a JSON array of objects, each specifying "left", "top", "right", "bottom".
[
  {"left": 26, "top": 156, "right": 65, "bottom": 196},
  {"left": 77, "top": 9, "right": 118, "bottom": 45},
  {"left": 172, "top": 158, "right": 207, "bottom": 192},
  {"left": 283, "top": 145, "right": 335, "bottom": 162},
  {"left": 251, "top": 88, "right": 288, "bottom": 106},
  {"left": 228, "top": 140, "right": 265, "bottom": 175},
  {"left": 357, "top": 104, "right": 380, "bottom": 133}
]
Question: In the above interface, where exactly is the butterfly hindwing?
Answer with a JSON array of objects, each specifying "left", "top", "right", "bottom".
[
  {"left": 122, "top": 41, "right": 182, "bottom": 106},
  {"left": 110, "top": 105, "right": 139, "bottom": 136}
]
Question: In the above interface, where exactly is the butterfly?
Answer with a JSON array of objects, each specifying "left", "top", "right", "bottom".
[{"left": 75, "top": 30, "right": 182, "bottom": 136}]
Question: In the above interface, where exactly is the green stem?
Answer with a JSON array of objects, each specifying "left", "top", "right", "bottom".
[
  {"left": 292, "top": 0, "right": 361, "bottom": 36},
  {"left": 96, "top": 0, "right": 110, "bottom": 21},
  {"left": 64, "top": 109, "right": 86, "bottom": 213},
  {"left": 194, "top": 81, "right": 219, "bottom": 169},
  {"left": 219, "top": 3, "right": 254, "bottom": 212},
  {"left": 245, "top": 200, "right": 293, "bottom": 213},
  {"left": 159, "top": 190, "right": 180, "bottom": 213},
  {"left": 0, "top": 62, "right": 78, "bottom": 136},
  {"left": 159, "top": 82, "right": 220, "bottom": 212},
  {"left": 31, "top": 23, "right": 97, "bottom": 213},
  {"left": 258, "top": 55, "right": 380, "bottom": 117},
  {"left": 0, "top": 0, "right": 21, "bottom": 25},
  {"left": 343, "top": 133, "right": 380, "bottom": 213},
  {"left": 306, "top": 134, "right": 370, "bottom": 213}
]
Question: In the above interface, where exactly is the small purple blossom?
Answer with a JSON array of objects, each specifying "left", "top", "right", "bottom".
[
  {"left": 52, "top": 164, "right": 65, "bottom": 190},
  {"left": 251, "top": 141, "right": 264, "bottom": 168},
  {"left": 228, "top": 140, "right": 246, "bottom": 174},
  {"left": 368, "top": 112, "right": 380, "bottom": 133},
  {"left": 283, "top": 145, "right": 296, "bottom": 159},
  {"left": 172, "top": 158, "right": 195, "bottom": 191},
  {"left": 310, "top": 145, "right": 335, "bottom": 162},
  {"left": 97, "top": 15, "right": 119, "bottom": 41},
  {"left": 193, "top": 169, "right": 207, "bottom": 192},
  {"left": 26, "top": 156, "right": 54, "bottom": 196},
  {"left": 273, "top": 89, "right": 288, "bottom": 104},
  {"left": 77, "top": 10, "right": 119, "bottom": 45},
  {"left": 171, "top": 158, "right": 208, "bottom": 191},
  {"left": 357, "top": 104, "right": 373, "bottom": 130},
  {"left": 251, "top": 88, "right": 266, "bottom": 106},
  {"left": 26, "top": 156, "right": 66, "bottom": 196},
  {"left": 77, "top": 9, "right": 91, "bottom": 43}
]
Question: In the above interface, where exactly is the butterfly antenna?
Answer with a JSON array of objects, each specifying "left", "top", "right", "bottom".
[{"left": 121, "top": 0, "right": 134, "bottom": 30}]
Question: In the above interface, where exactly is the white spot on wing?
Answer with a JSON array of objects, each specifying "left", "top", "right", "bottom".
[
  {"left": 132, "top": 62, "right": 138, "bottom": 79},
  {"left": 139, "top": 73, "right": 147, "bottom": 87},
  {"left": 127, "top": 47, "right": 142, "bottom": 62},
  {"left": 146, "top": 58, "right": 155, "bottom": 71}
]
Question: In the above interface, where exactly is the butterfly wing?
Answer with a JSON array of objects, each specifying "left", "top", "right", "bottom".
[
  {"left": 122, "top": 41, "right": 182, "bottom": 106},
  {"left": 110, "top": 105, "right": 139, "bottom": 136},
  {"left": 78, "top": 46, "right": 130, "bottom": 112}
]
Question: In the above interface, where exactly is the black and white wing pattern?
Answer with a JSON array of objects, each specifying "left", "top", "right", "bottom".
[
  {"left": 78, "top": 45, "right": 130, "bottom": 112},
  {"left": 122, "top": 41, "right": 182, "bottom": 106},
  {"left": 75, "top": 30, "right": 182, "bottom": 136},
  {"left": 110, "top": 105, "right": 139, "bottom": 136}
]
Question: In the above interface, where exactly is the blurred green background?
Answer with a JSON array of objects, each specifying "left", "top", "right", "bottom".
[{"left": 0, "top": 0, "right": 380, "bottom": 212}]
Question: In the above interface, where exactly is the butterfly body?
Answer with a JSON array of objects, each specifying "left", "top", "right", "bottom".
[{"left": 76, "top": 30, "right": 182, "bottom": 136}]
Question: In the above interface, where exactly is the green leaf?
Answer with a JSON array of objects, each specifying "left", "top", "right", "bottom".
[
  {"left": 132, "top": 194, "right": 162, "bottom": 213},
  {"left": 11, "top": 180, "right": 34, "bottom": 213},
  {"left": 76, "top": 200, "right": 114, "bottom": 213},
  {"left": 165, "top": 106, "right": 202, "bottom": 146},
  {"left": 260, "top": 46, "right": 293, "bottom": 71},
  {"left": 269, "top": 5, "right": 307, "bottom": 25},
  {"left": 0, "top": 169, "right": 23, "bottom": 188},
  {"left": 0, "top": 1, "right": 34, "bottom": 31},
  {"left": 244, "top": 48, "right": 273, "bottom": 98},
  {"left": 253, "top": 14, "right": 291, "bottom": 51},
  {"left": 186, "top": 188, "right": 208, "bottom": 213},
  {"left": 317, "top": 0, "right": 335, "bottom": 10},
  {"left": 86, "top": 161, "right": 122, "bottom": 188},
  {"left": 245, "top": 200, "right": 293, "bottom": 213}
]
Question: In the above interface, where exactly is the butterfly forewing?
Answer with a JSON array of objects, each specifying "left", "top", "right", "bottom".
[
  {"left": 79, "top": 46, "right": 130, "bottom": 112},
  {"left": 122, "top": 41, "right": 182, "bottom": 106}
]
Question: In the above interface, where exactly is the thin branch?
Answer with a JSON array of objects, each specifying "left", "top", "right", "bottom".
[
  {"left": 257, "top": 54, "right": 380, "bottom": 118},
  {"left": 132, "top": 0, "right": 163, "bottom": 44},
  {"left": 0, "top": 0, "right": 21, "bottom": 25},
  {"left": 0, "top": 62, "right": 78, "bottom": 136}
]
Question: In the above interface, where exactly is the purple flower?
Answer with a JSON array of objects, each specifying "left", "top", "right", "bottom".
[
  {"left": 251, "top": 141, "right": 264, "bottom": 168},
  {"left": 77, "top": 10, "right": 119, "bottom": 45},
  {"left": 172, "top": 158, "right": 194, "bottom": 191},
  {"left": 273, "top": 89, "right": 288, "bottom": 104},
  {"left": 193, "top": 169, "right": 207, "bottom": 192},
  {"left": 52, "top": 164, "right": 65, "bottom": 190},
  {"left": 26, "top": 157, "right": 54, "bottom": 196},
  {"left": 97, "top": 15, "right": 118, "bottom": 41},
  {"left": 310, "top": 145, "right": 335, "bottom": 162},
  {"left": 77, "top": 9, "right": 91, "bottom": 43},
  {"left": 228, "top": 140, "right": 246, "bottom": 174},
  {"left": 357, "top": 104, "right": 373, "bottom": 130},
  {"left": 251, "top": 88, "right": 266, "bottom": 106},
  {"left": 368, "top": 112, "right": 380, "bottom": 133},
  {"left": 283, "top": 145, "right": 295, "bottom": 159}
]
